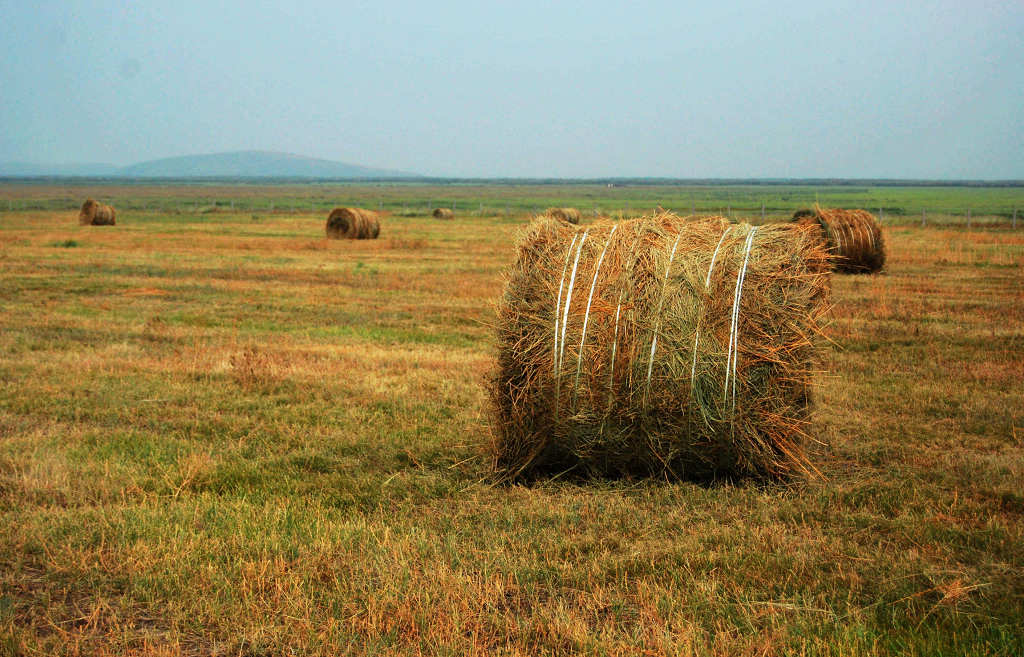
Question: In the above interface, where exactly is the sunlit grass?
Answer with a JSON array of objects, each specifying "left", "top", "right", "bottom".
[{"left": 0, "top": 201, "right": 1022, "bottom": 655}]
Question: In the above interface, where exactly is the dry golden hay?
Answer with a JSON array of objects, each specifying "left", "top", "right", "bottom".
[
  {"left": 432, "top": 207, "right": 454, "bottom": 220},
  {"left": 544, "top": 207, "right": 582, "bottom": 224},
  {"left": 489, "top": 212, "right": 831, "bottom": 482},
  {"left": 78, "top": 199, "right": 116, "bottom": 226},
  {"left": 792, "top": 207, "right": 885, "bottom": 273},
  {"left": 326, "top": 207, "right": 380, "bottom": 239}
]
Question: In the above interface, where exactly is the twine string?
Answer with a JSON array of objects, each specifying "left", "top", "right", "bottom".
[
  {"left": 644, "top": 232, "right": 684, "bottom": 402},
  {"left": 723, "top": 227, "right": 758, "bottom": 420},
  {"left": 606, "top": 229, "right": 644, "bottom": 406},
  {"left": 608, "top": 295, "right": 623, "bottom": 394},
  {"left": 553, "top": 233, "right": 579, "bottom": 377},
  {"left": 575, "top": 225, "right": 618, "bottom": 394},
  {"left": 691, "top": 227, "right": 732, "bottom": 389},
  {"left": 555, "top": 231, "right": 588, "bottom": 411}
]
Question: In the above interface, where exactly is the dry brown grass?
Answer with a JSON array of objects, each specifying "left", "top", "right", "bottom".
[{"left": 0, "top": 204, "right": 1021, "bottom": 656}]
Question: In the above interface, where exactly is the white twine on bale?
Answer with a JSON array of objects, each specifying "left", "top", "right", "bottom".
[
  {"left": 608, "top": 295, "right": 623, "bottom": 393},
  {"left": 861, "top": 215, "right": 877, "bottom": 253},
  {"left": 606, "top": 230, "right": 644, "bottom": 401},
  {"left": 854, "top": 218, "right": 870, "bottom": 259},
  {"left": 831, "top": 220, "right": 847, "bottom": 257},
  {"left": 644, "top": 231, "right": 684, "bottom": 402},
  {"left": 723, "top": 227, "right": 758, "bottom": 417},
  {"left": 690, "top": 227, "right": 732, "bottom": 388},
  {"left": 560, "top": 231, "right": 589, "bottom": 372},
  {"left": 575, "top": 225, "right": 618, "bottom": 392},
  {"left": 553, "top": 233, "right": 579, "bottom": 376},
  {"left": 555, "top": 231, "right": 588, "bottom": 411}
]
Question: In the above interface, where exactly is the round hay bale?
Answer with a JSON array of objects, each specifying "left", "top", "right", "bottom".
[
  {"left": 792, "top": 207, "right": 885, "bottom": 273},
  {"left": 432, "top": 208, "right": 454, "bottom": 220},
  {"left": 326, "top": 207, "right": 380, "bottom": 239},
  {"left": 489, "top": 212, "right": 831, "bottom": 482},
  {"left": 545, "top": 207, "right": 581, "bottom": 224},
  {"left": 78, "top": 199, "right": 116, "bottom": 226}
]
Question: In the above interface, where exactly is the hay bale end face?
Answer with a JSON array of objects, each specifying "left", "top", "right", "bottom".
[
  {"left": 432, "top": 208, "right": 454, "bottom": 220},
  {"left": 545, "top": 207, "right": 582, "bottom": 224},
  {"left": 792, "top": 207, "right": 885, "bottom": 273},
  {"left": 489, "top": 213, "right": 831, "bottom": 482},
  {"left": 326, "top": 207, "right": 380, "bottom": 239},
  {"left": 78, "top": 199, "right": 116, "bottom": 226}
]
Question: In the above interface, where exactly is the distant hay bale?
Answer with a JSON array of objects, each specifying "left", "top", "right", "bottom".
[
  {"left": 326, "top": 207, "right": 380, "bottom": 239},
  {"left": 792, "top": 207, "right": 885, "bottom": 273},
  {"left": 433, "top": 208, "right": 454, "bottom": 220},
  {"left": 78, "top": 199, "right": 116, "bottom": 226},
  {"left": 489, "top": 212, "right": 831, "bottom": 482},
  {"left": 545, "top": 207, "right": 582, "bottom": 224}
]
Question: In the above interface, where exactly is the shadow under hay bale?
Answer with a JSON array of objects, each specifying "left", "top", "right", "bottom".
[
  {"left": 326, "top": 207, "right": 380, "bottom": 239},
  {"left": 792, "top": 207, "right": 885, "bottom": 273},
  {"left": 78, "top": 199, "right": 116, "bottom": 226},
  {"left": 544, "top": 207, "right": 581, "bottom": 224},
  {"left": 489, "top": 213, "right": 831, "bottom": 482},
  {"left": 432, "top": 208, "right": 454, "bottom": 220}
]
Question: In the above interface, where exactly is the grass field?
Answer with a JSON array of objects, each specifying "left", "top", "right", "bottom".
[
  {"left": 2, "top": 183, "right": 1021, "bottom": 226},
  {"left": 1, "top": 192, "right": 1022, "bottom": 655}
]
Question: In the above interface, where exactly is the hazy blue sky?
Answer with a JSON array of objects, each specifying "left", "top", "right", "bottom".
[{"left": 1, "top": 1, "right": 1021, "bottom": 178}]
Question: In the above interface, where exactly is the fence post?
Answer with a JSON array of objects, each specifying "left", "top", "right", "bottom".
[
  {"left": 479, "top": 202, "right": 483, "bottom": 215},
  {"left": 453, "top": 199, "right": 457, "bottom": 212},
  {"left": 761, "top": 201, "right": 765, "bottom": 221},
  {"left": 878, "top": 207, "right": 883, "bottom": 222},
  {"left": 921, "top": 209, "right": 926, "bottom": 227}
]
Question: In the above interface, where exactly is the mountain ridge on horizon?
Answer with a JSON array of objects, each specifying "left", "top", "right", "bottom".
[{"left": 0, "top": 150, "right": 419, "bottom": 179}]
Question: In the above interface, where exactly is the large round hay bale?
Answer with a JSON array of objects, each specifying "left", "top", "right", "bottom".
[
  {"left": 792, "top": 207, "right": 885, "bottom": 273},
  {"left": 326, "top": 207, "right": 380, "bottom": 239},
  {"left": 78, "top": 199, "right": 116, "bottom": 226},
  {"left": 545, "top": 207, "right": 582, "bottom": 224},
  {"left": 432, "top": 207, "right": 454, "bottom": 220},
  {"left": 489, "top": 212, "right": 831, "bottom": 481}
]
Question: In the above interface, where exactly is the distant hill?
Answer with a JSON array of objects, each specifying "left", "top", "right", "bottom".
[
  {"left": 0, "top": 151, "right": 418, "bottom": 179},
  {"left": 119, "top": 151, "right": 416, "bottom": 178}
]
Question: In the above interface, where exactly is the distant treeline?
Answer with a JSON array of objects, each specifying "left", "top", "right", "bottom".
[{"left": 1, "top": 176, "right": 1022, "bottom": 188}]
